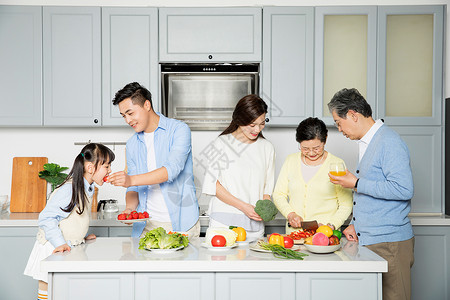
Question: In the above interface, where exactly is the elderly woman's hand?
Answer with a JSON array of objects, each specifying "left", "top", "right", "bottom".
[
  {"left": 329, "top": 169, "right": 358, "bottom": 190},
  {"left": 287, "top": 212, "right": 303, "bottom": 228}
]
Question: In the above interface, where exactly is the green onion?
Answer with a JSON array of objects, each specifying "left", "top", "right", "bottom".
[{"left": 258, "top": 241, "right": 308, "bottom": 260}]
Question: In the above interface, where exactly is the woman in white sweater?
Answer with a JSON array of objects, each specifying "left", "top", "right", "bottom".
[{"left": 202, "top": 95, "right": 275, "bottom": 241}]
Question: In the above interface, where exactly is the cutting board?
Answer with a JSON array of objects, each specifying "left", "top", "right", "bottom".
[{"left": 10, "top": 157, "right": 48, "bottom": 212}]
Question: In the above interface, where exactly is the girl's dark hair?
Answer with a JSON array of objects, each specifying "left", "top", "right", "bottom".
[
  {"left": 60, "top": 143, "right": 115, "bottom": 215},
  {"left": 296, "top": 117, "right": 328, "bottom": 143},
  {"left": 220, "top": 94, "right": 268, "bottom": 138}
]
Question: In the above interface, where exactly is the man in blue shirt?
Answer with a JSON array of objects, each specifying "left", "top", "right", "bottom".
[
  {"left": 328, "top": 88, "right": 414, "bottom": 300},
  {"left": 109, "top": 82, "right": 200, "bottom": 238}
]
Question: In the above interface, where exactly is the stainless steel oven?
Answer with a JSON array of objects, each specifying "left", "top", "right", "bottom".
[{"left": 161, "top": 63, "right": 259, "bottom": 130}]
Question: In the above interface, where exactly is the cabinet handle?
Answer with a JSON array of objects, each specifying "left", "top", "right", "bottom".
[
  {"left": 94, "top": 119, "right": 99, "bottom": 124},
  {"left": 208, "top": 55, "right": 213, "bottom": 59}
]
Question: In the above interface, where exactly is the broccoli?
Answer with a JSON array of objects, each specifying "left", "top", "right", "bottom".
[{"left": 254, "top": 199, "right": 278, "bottom": 222}]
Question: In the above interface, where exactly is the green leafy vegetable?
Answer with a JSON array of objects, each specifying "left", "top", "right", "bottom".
[
  {"left": 258, "top": 241, "right": 308, "bottom": 260},
  {"left": 254, "top": 199, "right": 278, "bottom": 222},
  {"left": 38, "top": 163, "right": 69, "bottom": 192},
  {"left": 138, "top": 227, "right": 189, "bottom": 250}
]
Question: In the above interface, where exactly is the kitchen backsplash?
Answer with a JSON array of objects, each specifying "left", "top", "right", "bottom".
[{"left": 0, "top": 126, "right": 358, "bottom": 207}]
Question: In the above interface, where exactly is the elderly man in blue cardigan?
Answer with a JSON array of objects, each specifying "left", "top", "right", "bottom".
[{"left": 328, "top": 88, "right": 414, "bottom": 300}]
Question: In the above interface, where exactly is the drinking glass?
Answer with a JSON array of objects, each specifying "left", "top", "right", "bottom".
[{"left": 329, "top": 162, "right": 346, "bottom": 176}]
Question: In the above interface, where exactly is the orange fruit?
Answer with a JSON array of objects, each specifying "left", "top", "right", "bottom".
[
  {"left": 316, "top": 225, "right": 333, "bottom": 237},
  {"left": 304, "top": 236, "right": 313, "bottom": 245}
]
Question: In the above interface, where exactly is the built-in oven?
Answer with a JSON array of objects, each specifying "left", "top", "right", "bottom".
[{"left": 161, "top": 63, "right": 259, "bottom": 130}]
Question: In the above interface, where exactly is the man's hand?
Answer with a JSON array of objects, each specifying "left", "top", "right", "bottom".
[
  {"left": 240, "top": 203, "right": 263, "bottom": 221},
  {"left": 108, "top": 171, "right": 132, "bottom": 188},
  {"left": 343, "top": 224, "right": 358, "bottom": 241},
  {"left": 329, "top": 169, "right": 358, "bottom": 189}
]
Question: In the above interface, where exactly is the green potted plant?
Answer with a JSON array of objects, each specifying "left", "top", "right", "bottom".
[{"left": 38, "top": 163, "right": 69, "bottom": 193}]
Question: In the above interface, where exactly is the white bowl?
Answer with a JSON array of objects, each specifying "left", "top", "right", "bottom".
[{"left": 304, "top": 243, "right": 341, "bottom": 254}]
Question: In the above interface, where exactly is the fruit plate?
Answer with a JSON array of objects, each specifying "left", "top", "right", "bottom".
[
  {"left": 201, "top": 243, "right": 238, "bottom": 251},
  {"left": 117, "top": 217, "right": 151, "bottom": 224},
  {"left": 303, "top": 243, "right": 341, "bottom": 254},
  {"left": 144, "top": 245, "right": 185, "bottom": 253}
]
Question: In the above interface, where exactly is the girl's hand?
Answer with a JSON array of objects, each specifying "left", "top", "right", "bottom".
[
  {"left": 241, "top": 203, "right": 263, "bottom": 221},
  {"left": 287, "top": 212, "right": 303, "bottom": 228},
  {"left": 108, "top": 171, "right": 132, "bottom": 188},
  {"left": 53, "top": 244, "right": 71, "bottom": 254},
  {"left": 85, "top": 234, "right": 96, "bottom": 240}
]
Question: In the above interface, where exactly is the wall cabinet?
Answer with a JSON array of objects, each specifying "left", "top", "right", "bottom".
[
  {"left": 314, "top": 6, "right": 377, "bottom": 124},
  {"left": 43, "top": 6, "right": 102, "bottom": 126},
  {"left": 0, "top": 6, "right": 42, "bottom": 126},
  {"left": 102, "top": 7, "right": 159, "bottom": 126},
  {"left": 377, "top": 6, "right": 444, "bottom": 126},
  {"left": 262, "top": 7, "right": 314, "bottom": 126},
  {"left": 393, "top": 126, "right": 442, "bottom": 213},
  {"left": 159, "top": 7, "right": 262, "bottom": 62}
]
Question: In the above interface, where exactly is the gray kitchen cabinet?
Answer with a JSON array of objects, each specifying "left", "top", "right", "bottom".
[
  {"left": 0, "top": 6, "right": 42, "bottom": 126},
  {"left": 216, "top": 273, "right": 295, "bottom": 300},
  {"left": 314, "top": 6, "right": 377, "bottom": 125},
  {"left": 109, "top": 226, "right": 133, "bottom": 237},
  {"left": 159, "top": 7, "right": 262, "bottom": 62},
  {"left": 0, "top": 227, "right": 38, "bottom": 300},
  {"left": 392, "top": 126, "right": 442, "bottom": 213},
  {"left": 262, "top": 7, "right": 314, "bottom": 126},
  {"left": 102, "top": 7, "right": 159, "bottom": 126},
  {"left": 412, "top": 226, "right": 450, "bottom": 300},
  {"left": 88, "top": 226, "right": 109, "bottom": 237},
  {"left": 377, "top": 5, "right": 444, "bottom": 126},
  {"left": 135, "top": 273, "right": 215, "bottom": 300},
  {"left": 43, "top": 6, "right": 102, "bottom": 126},
  {"left": 52, "top": 273, "right": 134, "bottom": 300}
]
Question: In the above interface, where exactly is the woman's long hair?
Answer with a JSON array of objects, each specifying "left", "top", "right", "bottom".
[
  {"left": 60, "top": 143, "right": 115, "bottom": 215},
  {"left": 220, "top": 94, "right": 268, "bottom": 138}
]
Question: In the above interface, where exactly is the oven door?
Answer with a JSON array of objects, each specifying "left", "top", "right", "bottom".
[{"left": 162, "top": 73, "right": 258, "bottom": 130}]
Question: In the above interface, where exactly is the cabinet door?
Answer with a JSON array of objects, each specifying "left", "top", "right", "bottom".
[
  {"left": 135, "top": 273, "right": 214, "bottom": 300},
  {"left": 411, "top": 226, "right": 450, "bottom": 300},
  {"left": 52, "top": 273, "right": 134, "bottom": 300},
  {"left": 216, "top": 273, "right": 295, "bottom": 300},
  {"left": 109, "top": 226, "right": 132, "bottom": 237},
  {"left": 0, "top": 227, "right": 38, "bottom": 300},
  {"left": 88, "top": 226, "right": 109, "bottom": 237},
  {"left": 377, "top": 5, "right": 444, "bottom": 125},
  {"left": 314, "top": 6, "right": 377, "bottom": 125},
  {"left": 296, "top": 273, "right": 381, "bottom": 300},
  {"left": 262, "top": 7, "right": 314, "bottom": 126},
  {"left": 43, "top": 7, "right": 101, "bottom": 126},
  {"left": 392, "top": 126, "right": 442, "bottom": 213},
  {"left": 159, "top": 7, "right": 262, "bottom": 62},
  {"left": 0, "top": 6, "right": 42, "bottom": 126},
  {"left": 102, "top": 7, "right": 159, "bottom": 126}
]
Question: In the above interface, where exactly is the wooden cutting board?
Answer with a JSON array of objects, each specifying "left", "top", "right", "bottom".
[{"left": 10, "top": 157, "right": 48, "bottom": 212}]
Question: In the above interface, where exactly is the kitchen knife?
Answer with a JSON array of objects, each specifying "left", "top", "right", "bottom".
[{"left": 300, "top": 220, "right": 319, "bottom": 231}]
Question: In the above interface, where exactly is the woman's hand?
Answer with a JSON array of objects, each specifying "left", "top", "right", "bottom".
[
  {"left": 53, "top": 243, "right": 71, "bottom": 254},
  {"left": 343, "top": 224, "right": 358, "bottom": 241},
  {"left": 108, "top": 171, "right": 132, "bottom": 188},
  {"left": 287, "top": 212, "right": 303, "bottom": 228},
  {"left": 85, "top": 234, "right": 96, "bottom": 240},
  {"left": 240, "top": 203, "right": 263, "bottom": 221}
]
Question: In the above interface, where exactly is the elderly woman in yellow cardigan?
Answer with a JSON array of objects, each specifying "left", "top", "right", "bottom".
[{"left": 273, "top": 117, "right": 352, "bottom": 233}]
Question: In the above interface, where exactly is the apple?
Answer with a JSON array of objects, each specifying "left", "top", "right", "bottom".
[{"left": 329, "top": 235, "right": 340, "bottom": 245}]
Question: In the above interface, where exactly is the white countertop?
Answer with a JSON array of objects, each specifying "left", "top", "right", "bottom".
[
  {"left": 42, "top": 237, "right": 387, "bottom": 273},
  {"left": 2, "top": 212, "right": 450, "bottom": 227}
]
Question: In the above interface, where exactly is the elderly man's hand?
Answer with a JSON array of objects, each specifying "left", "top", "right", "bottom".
[{"left": 329, "top": 169, "right": 358, "bottom": 190}]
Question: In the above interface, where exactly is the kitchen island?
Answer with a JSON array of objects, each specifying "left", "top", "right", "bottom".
[{"left": 42, "top": 237, "right": 386, "bottom": 300}]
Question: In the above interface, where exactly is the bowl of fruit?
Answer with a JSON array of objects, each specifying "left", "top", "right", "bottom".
[
  {"left": 117, "top": 211, "right": 150, "bottom": 223},
  {"left": 303, "top": 225, "right": 342, "bottom": 254}
]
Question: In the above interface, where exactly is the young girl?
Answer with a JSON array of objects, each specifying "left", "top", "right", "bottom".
[
  {"left": 202, "top": 94, "right": 275, "bottom": 241},
  {"left": 24, "top": 143, "right": 115, "bottom": 300}
]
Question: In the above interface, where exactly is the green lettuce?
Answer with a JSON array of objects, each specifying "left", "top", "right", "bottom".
[{"left": 138, "top": 227, "right": 189, "bottom": 250}]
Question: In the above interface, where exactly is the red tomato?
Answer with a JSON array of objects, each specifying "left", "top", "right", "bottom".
[
  {"left": 126, "top": 214, "right": 132, "bottom": 220},
  {"left": 143, "top": 211, "right": 149, "bottom": 218},
  {"left": 211, "top": 235, "right": 227, "bottom": 247},
  {"left": 283, "top": 236, "right": 294, "bottom": 248},
  {"left": 103, "top": 176, "right": 109, "bottom": 182},
  {"left": 117, "top": 214, "right": 126, "bottom": 220},
  {"left": 138, "top": 212, "right": 145, "bottom": 219},
  {"left": 131, "top": 212, "right": 139, "bottom": 219}
]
